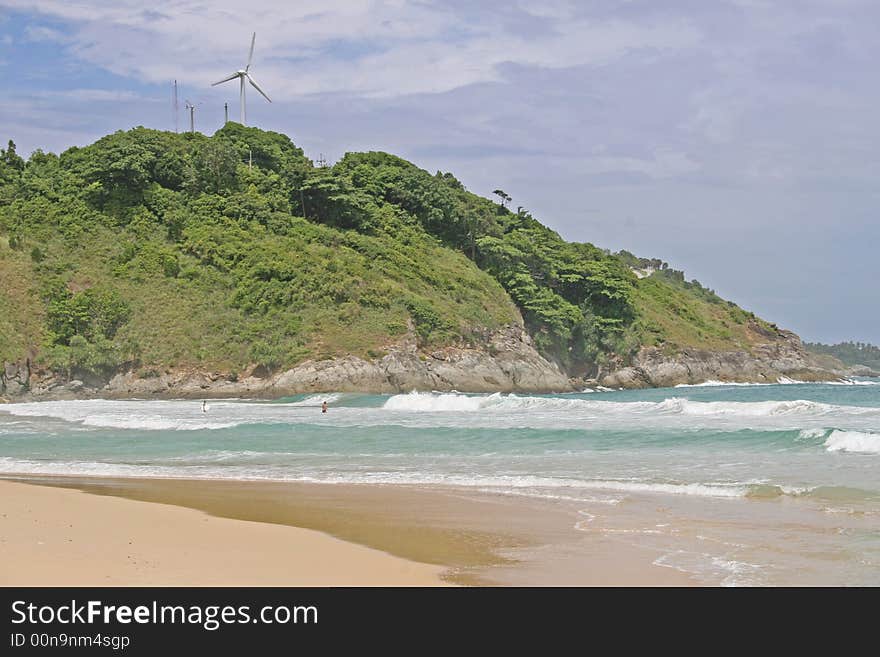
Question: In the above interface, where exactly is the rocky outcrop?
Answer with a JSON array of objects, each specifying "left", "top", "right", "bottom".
[
  {"left": 6, "top": 325, "right": 573, "bottom": 401},
  {"left": 844, "top": 365, "right": 880, "bottom": 378},
  {"left": 596, "top": 329, "right": 842, "bottom": 389},
  {"left": 269, "top": 327, "right": 570, "bottom": 394},
  {"left": 3, "top": 324, "right": 868, "bottom": 401},
  {"left": 0, "top": 360, "right": 31, "bottom": 399}
]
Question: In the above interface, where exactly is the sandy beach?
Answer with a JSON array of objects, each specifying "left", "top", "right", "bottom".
[
  {"left": 0, "top": 475, "right": 694, "bottom": 586},
  {"left": 0, "top": 479, "right": 447, "bottom": 586}
]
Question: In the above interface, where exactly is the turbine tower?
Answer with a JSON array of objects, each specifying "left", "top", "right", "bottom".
[
  {"left": 184, "top": 100, "right": 196, "bottom": 133},
  {"left": 211, "top": 32, "right": 272, "bottom": 125}
]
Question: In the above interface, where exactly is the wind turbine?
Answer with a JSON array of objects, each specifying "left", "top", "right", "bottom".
[
  {"left": 184, "top": 99, "right": 195, "bottom": 133},
  {"left": 212, "top": 32, "right": 272, "bottom": 126}
]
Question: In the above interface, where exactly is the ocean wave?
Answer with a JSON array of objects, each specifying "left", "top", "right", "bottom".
[
  {"left": 273, "top": 393, "right": 345, "bottom": 407},
  {"left": 0, "top": 397, "right": 337, "bottom": 431},
  {"left": 382, "top": 391, "right": 878, "bottom": 418},
  {"left": 81, "top": 417, "right": 240, "bottom": 431},
  {"left": 383, "top": 391, "right": 495, "bottom": 411},
  {"left": 824, "top": 430, "right": 880, "bottom": 454},
  {"left": 0, "top": 419, "right": 40, "bottom": 435},
  {"left": 4, "top": 391, "right": 879, "bottom": 433},
  {"left": 743, "top": 484, "right": 811, "bottom": 499},
  {"left": 674, "top": 380, "right": 769, "bottom": 388},
  {"left": 0, "top": 456, "right": 758, "bottom": 499},
  {"left": 3, "top": 453, "right": 874, "bottom": 506},
  {"left": 674, "top": 377, "right": 880, "bottom": 388},
  {"left": 654, "top": 398, "right": 835, "bottom": 416},
  {"left": 797, "top": 428, "right": 829, "bottom": 440},
  {"left": 0, "top": 403, "right": 241, "bottom": 431},
  {"left": 579, "top": 479, "right": 749, "bottom": 498}
]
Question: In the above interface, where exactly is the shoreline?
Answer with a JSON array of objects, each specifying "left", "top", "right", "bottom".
[
  {"left": 1, "top": 367, "right": 863, "bottom": 404},
  {"left": 3, "top": 337, "right": 860, "bottom": 403},
  {"left": 1, "top": 474, "right": 695, "bottom": 587}
]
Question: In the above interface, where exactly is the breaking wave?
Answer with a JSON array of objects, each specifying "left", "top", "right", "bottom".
[
  {"left": 0, "top": 453, "right": 850, "bottom": 501},
  {"left": 382, "top": 391, "right": 878, "bottom": 418},
  {"left": 797, "top": 427, "right": 829, "bottom": 440},
  {"left": 824, "top": 430, "right": 880, "bottom": 454},
  {"left": 675, "top": 380, "right": 769, "bottom": 388},
  {"left": 274, "top": 393, "right": 345, "bottom": 406}
]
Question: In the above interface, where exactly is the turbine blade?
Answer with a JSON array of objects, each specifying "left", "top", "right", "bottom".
[
  {"left": 246, "top": 32, "right": 255, "bottom": 71},
  {"left": 212, "top": 72, "right": 239, "bottom": 86},
  {"left": 247, "top": 74, "right": 272, "bottom": 102}
]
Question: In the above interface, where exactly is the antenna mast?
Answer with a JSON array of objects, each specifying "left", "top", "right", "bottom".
[{"left": 224, "top": 102, "right": 228, "bottom": 124}]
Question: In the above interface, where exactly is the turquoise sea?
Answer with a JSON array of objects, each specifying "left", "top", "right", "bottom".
[{"left": 2, "top": 379, "right": 878, "bottom": 585}]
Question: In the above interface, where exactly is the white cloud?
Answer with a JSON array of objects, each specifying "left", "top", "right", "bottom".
[
  {"left": 43, "top": 88, "right": 150, "bottom": 102},
  {"left": 23, "top": 24, "right": 65, "bottom": 42},
  {"left": 1, "top": 0, "right": 702, "bottom": 98}
]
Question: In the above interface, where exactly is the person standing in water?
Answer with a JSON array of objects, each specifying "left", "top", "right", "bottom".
[
  {"left": 322, "top": 401, "right": 328, "bottom": 414},
  {"left": 202, "top": 400, "right": 207, "bottom": 413}
]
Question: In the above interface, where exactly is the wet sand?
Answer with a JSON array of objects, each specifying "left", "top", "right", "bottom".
[{"left": 1, "top": 475, "right": 694, "bottom": 586}]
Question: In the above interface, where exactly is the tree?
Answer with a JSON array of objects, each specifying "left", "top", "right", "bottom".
[
  {"left": 2, "top": 140, "right": 25, "bottom": 172},
  {"left": 492, "top": 189, "right": 511, "bottom": 208}
]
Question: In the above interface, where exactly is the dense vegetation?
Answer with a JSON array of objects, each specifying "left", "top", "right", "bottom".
[
  {"left": 805, "top": 341, "right": 880, "bottom": 370},
  {"left": 0, "top": 127, "right": 785, "bottom": 382}
]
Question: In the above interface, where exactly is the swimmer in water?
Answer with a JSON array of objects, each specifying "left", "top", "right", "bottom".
[{"left": 322, "top": 401, "right": 328, "bottom": 414}]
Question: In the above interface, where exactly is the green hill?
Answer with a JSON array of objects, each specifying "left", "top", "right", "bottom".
[
  {"left": 0, "top": 126, "right": 792, "bottom": 386},
  {"left": 805, "top": 341, "right": 880, "bottom": 371}
]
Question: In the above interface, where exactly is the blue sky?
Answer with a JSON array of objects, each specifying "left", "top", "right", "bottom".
[{"left": 1, "top": 1, "right": 877, "bottom": 344}]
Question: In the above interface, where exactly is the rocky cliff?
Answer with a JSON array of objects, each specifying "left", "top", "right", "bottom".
[
  {"left": 2, "top": 325, "right": 573, "bottom": 401},
  {"left": 596, "top": 327, "right": 843, "bottom": 389},
  {"left": 3, "top": 323, "right": 857, "bottom": 402}
]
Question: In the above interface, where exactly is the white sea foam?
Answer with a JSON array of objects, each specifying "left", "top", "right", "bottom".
[
  {"left": 383, "top": 391, "right": 497, "bottom": 412},
  {"left": 674, "top": 380, "right": 767, "bottom": 388},
  {"left": 81, "top": 416, "right": 239, "bottom": 431},
  {"left": 278, "top": 393, "right": 344, "bottom": 406},
  {"left": 653, "top": 550, "right": 763, "bottom": 586},
  {"left": 0, "top": 397, "right": 339, "bottom": 431},
  {"left": 653, "top": 398, "right": 836, "bottom": 416},
  {"left": 573, "top": 510, "right": 596, "bottom": 530},
  {"left": 0, "top": 455, "right": 759, "bottom": 499},
  {"left": 578, "top": 479, "right": 749, "bottom": 498},
  {"left": 712, "top": 557, "right": 764, "bottom": 587},
  {"left": 824, "top": 430, "right": 880, "bottom": 454},
  {"left": 4, "top": 392, "right": 879, "bottom": 437},
  {"left": 382, "top": 391, "right": 876, "bottom": 419},
  {"left": 797, "top": 428, "right": 828, "bottom": 440},
  {"left": 675, "top": 377, "right": 879, "bottom": 387},
  {"left": 480, "top": 488, "right": 623, "bottom": 504}
]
